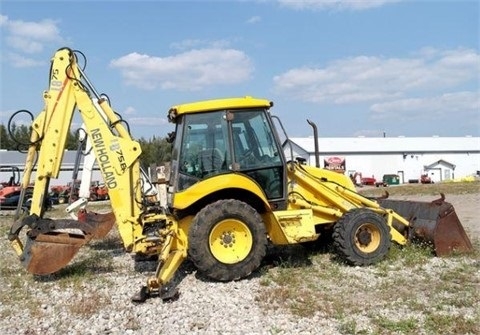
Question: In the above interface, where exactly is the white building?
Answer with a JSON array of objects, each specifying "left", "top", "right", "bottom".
[
  {"left": 3, "top": 136, "right": 479, "bottom": 186},
  {"left": 0, "top": 150, "right": 103, "bottom": 186},
  {"left": 0, "top": 150, "right": 161, "bottom": 187},
  {"left": 283, "top": 137, "right": 480, "bottom": 183}
]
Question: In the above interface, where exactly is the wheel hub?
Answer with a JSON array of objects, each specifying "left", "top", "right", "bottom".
[
  {"left": 354, "top": 223, "right": 381, "bottom": 253},
  {"left": 209, "top": 219, "right": 253, "bottom": 264},
  {"left": 220, "top": 231, "right": 235, "bottom": 247},
  {"left": 357, "top": 227, "right": 372, "bottom": 246}
]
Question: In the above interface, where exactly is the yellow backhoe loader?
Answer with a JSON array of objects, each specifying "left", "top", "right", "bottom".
[{"left": 8, "top": 48, "right": 473, "bottom": 302}]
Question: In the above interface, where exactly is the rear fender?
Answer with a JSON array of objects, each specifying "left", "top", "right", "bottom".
[{"left": 172, "top": 173, "right": 270, "bottom": 210}]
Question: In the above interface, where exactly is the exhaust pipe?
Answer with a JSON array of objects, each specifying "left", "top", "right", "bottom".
[{"left": 307, "top": 119, "right": 320, "bottom": 168}]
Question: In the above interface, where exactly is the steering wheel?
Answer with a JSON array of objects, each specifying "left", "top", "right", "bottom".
[{"left": 239, "top": 149, "right": 257, "bottom": 167}]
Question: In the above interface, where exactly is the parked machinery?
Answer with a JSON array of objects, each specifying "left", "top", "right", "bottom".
[{"left": 9, "top": 48, "right": 473, "bottom": 302}]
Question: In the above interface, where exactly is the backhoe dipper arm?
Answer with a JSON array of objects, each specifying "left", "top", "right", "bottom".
[
  {"left": 65, "top": 127, "right": 96, "bottom": 217},
  {"left": 65, "top": 124, "right": 100, "bottom": 218},
  {"left": 8, "top": 48, "right": 147, "bottom": 274}
]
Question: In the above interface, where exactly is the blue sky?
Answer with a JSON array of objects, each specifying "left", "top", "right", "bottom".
[{"left": 1, "top": 0, "right": 479, "bottom": 140}]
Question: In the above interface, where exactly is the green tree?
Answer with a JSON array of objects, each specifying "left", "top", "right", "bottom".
[
  {"left": 65, "top": 129, "right": 80, "bottom": 150},
  {"left": 0, "top": 124, "right": 11, "bottom": 149},
  {"left": 0, "top": 122, "right": 79, "bottom": 151},
  {"left": 138, "top": 136, "right": 172, "bottom": 169},
  {"left": 3, "top": 123, "right": 31, "bottom": 151}
]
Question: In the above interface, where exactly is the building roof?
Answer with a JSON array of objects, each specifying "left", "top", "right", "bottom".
[
  {"left": 0, "top": 150, "right": 101, "bottom": 186},
  {"left": 425, "top": 159, "right": 456, "bottom": 169},
  {"left": 286, "top": 136, "right": 480, "bottom": 154},
  {"left": 0, "top": 150, "right": 94, "bottom": 170}
]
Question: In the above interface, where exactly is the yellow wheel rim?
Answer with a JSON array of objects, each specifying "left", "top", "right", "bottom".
[
  {"left": 354, "top": 223, "right": 381, "bottom": 253},
  {"left": 209, "top": 219, "right": 253, "bottom": 264}
]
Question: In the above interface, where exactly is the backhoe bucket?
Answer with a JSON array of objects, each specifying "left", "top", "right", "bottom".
[
  {"left": 378, "top": 196, "right": 473, "bottom": 256},
  {"left": 22, "top": 232, "right": 89, "bottom": 275},
  {"left": 77, "top": 210, "right": 116, "bottom": 239},
  {"left": 18, "top": 211, "right": 116, "bottom": 275}
]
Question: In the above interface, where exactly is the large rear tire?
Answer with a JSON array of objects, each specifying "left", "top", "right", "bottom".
[
  {"left": 333, "top": 208, "right": 391, "bottom": 266},
  {"left": 188, "top": 199, "right": 267, "bottom": 281}
]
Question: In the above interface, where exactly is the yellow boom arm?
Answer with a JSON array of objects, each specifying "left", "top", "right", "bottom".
[{"left": 8, "top": 49, "right": 188, "bottom": 289}]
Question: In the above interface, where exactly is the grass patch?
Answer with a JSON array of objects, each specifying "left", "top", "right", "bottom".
[
  {"left": 67, "top": 291, "right": 112, "bottom": 317},
  {"left": 374, "top": 316, "right": 419, "bottom": 334},
  {"left": 424, "top": 313, "right": 479, "bottom": 334},
  {"left": 257, "top": 249, "right": 480, "bottom": 333},
  {"left": 358, "top": 180, "right": 480, "bottom": 197},
  {"left": 256, "top": 227, "right": 479, "bottom": 334},
  {"left": 385, "top": 243, "right": 432, "bottom": 266},
  {"left": 53, "top": 250, "right": 115, "bottom": 286}
]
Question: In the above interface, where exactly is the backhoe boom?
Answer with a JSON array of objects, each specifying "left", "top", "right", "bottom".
[{"left": 8, "top": 48, "right": 182, "bottom": 287}]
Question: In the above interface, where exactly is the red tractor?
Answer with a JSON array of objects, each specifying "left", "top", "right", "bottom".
[
  {"left": 421, "top": 174, "right": 434, "bottom": 184},
  {"left": 88, "top": 181, "right": 109, "bottom": 201},
  {"left": 1, "top": 166, "right": 51, "bottom": 210},
  {"left": 50, "top": 180, "right": 80, "bottom": 204}
]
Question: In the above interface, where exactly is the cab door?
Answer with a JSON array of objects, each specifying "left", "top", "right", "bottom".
[{"left": 229, "top": 110, "right": 286, "bottom": 202}]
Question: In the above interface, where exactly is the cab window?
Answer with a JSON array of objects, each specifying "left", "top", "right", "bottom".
[{"left": 177, "top": 111, "right": 229, "bottom": 190}]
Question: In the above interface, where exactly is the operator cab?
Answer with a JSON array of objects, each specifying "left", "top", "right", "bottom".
[{"left": 169, "top": 101, "right": 286, "bottom": 202}]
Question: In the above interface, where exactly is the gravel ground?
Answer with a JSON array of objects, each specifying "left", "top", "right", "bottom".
[{"left": 0, "top": 192, "right": 478, "bottom": 335}]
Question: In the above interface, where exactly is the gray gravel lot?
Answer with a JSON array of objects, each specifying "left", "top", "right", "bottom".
[{"left": 0, "top": 192, "right": 478, "bottom": 335}]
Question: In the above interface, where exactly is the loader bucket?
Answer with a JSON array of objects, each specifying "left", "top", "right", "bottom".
[
  {"left": 378, "top": 196, "right": 473, "bottom": 256},
  {"left": 18, "top": 211, "right": 116, "bottom": 275}
]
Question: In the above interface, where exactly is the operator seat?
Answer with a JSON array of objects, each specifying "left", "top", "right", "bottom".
[{"left": 198, "top": 148, "right": 224, "bottom": 176}]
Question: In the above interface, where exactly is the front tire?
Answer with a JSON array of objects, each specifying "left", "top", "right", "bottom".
[
  {"left": 188, "top": 199, "right": 267, "bottom": 281},
  {"left": 333, "top": 208, "right": 391, "bottom": 266}
]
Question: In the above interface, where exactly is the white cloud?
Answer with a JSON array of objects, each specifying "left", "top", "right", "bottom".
[
  {"left": 0, "top": 109, "right": 32, "bottom": 126},
  {"left": 110, "top": 48, "right": 254, "bottom": 91},
  {"left": 273, "top": 48, "right": 480, "bottom": 105},
  {"left": 6, "top": 36, "right": 44, "bottom": 54},
  {"left": 1, "top": 15, "right": 65, "bottom": 55},
  {"left": 370, "top": 91, "right": 480, "bottom": 121},
  {"left": 170, "top": 39, "right": 231, "bottom": 51},
  {"left": 170, "top": 39, "right": 207, "bottom": 51},
  {"left": 278, "top": 0, "right": 400, "bottom": 11},
  {"left": 5, "top": 52, "right": 45, "bottom": 68},
  {"left": 247, "top": 16, "right": 261, "bottom": 24},
  {"left": 0, "top": 14, "right": 8, "bottom": 26},
  {"left": 8, "top": 18, "right": 61, "bottom": 41},
  {"left": 123, "top": 106, "right": 137, "bottom": 115},
  {"left": 127, "top": 117, "right": 169, "bottom": 126}
]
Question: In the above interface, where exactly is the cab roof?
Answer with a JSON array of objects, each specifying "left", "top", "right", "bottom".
[{"left": 168, "top": 96, "right": 273, "bottom": 121}]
